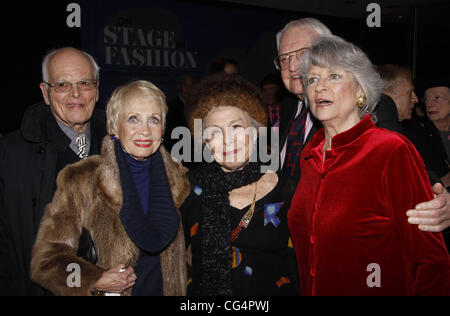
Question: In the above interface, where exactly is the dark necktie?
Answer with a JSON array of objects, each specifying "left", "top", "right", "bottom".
[{"left": 283, "top": 104, "right": 307, "bottom": 177}]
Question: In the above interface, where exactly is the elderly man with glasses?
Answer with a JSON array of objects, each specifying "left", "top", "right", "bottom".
[
  {"left": 0, "top": 47, "right": 107, "bottom": 295},
  {"left": 272, "top": 18, "right": 330, "bottom": 195}
]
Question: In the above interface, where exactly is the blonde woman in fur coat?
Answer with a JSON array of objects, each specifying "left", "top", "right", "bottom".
[{"left": 30, "top": 80, "right": 190, "bottom": 296}]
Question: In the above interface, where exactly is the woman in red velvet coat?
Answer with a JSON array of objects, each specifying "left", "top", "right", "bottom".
[{"left": 288, "top": 35, "right": 450, "bottom": 296}]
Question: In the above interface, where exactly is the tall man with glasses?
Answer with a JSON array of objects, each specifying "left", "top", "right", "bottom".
[
  {"left": 0, "top": 47, "right": 106, "bottom": 295},
  {"left": 274, "top": 18, "right": 450, "bottom": 241},
  {"left": 273, "top": 18, "right": 330, "bottom": 196}
]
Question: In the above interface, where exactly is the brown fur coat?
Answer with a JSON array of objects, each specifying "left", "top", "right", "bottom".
[{"left": 30, "top": 136, "right": 190, "bottom": 296}]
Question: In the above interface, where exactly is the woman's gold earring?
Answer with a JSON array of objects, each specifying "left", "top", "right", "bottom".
[{"left": 357, "top": 95, "right": 367, "bottom": 108}]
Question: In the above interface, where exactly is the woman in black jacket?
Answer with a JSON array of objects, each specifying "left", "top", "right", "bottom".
[{"left": 181, "top": 74, "right": 299, "bottom": 296}]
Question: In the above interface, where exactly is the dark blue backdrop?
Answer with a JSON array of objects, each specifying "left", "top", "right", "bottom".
[
  {"left": 3, "top": 0, "right": 447, "bottom": 135},
  {"left": 80, "top": 0, "right": 301, "bottom": 104}
]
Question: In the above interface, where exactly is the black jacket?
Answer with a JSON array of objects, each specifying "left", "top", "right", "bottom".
[
  {"left": 406, "top": 120, "right": 450, "bottom": 182},
  {"left": 0, "top": 102, "right": 106, "bottom": 295},
  {"left": 373, "top": 94, "right": 404, "bottom": 134},
  {"left": 373, "top": 95, "right": 444, "bottom": 184}
]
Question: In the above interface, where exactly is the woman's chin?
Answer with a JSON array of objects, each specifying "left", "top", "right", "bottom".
[
  {"left": 218, "top": 160, "right": 249, "bottom": 173},
  {"left": 127, "top": 146, "right": 159, "bottom": 160},
  {"left": 311, "top": 108, "right": 334, "bottom": 122}
]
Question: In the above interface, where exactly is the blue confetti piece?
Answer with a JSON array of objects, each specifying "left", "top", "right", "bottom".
[
  {"left": 194, "top": 186, "right": 203, "bottom": 196},
  {"left": 244, "top": 266, "right": 253, "bottom": 276},
  {"left": 264, "top": 203, "right": 284, "bottom": 228}
]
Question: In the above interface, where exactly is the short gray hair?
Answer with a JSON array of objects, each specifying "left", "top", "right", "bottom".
[
  {"left": 276, "top": 18, "right": 332, "bottom": 52},
  {"left": 300, "top": 35, "right": 384, "bottom": 117},
  {"left": 41, "top": 47, "right": 100, "bottom": 83}
]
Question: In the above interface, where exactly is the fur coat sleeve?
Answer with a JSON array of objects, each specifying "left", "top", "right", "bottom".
[{"left": 30, "top": 159, "right": 105, "bottom": 296}]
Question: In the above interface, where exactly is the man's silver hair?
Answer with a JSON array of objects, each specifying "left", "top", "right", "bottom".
[
  {"left": 299, "top": 35, "right": 384, "bottom": 117},
  {"left": 276, "top": 18, "right": 332, "bottom": 52},
  {"left": 41, "top": 47, "right": 100, "bottom": 84}
]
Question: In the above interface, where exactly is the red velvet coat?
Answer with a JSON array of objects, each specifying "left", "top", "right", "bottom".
[{"left": 288, "top": 115, "right": 450, "bottom": 296}]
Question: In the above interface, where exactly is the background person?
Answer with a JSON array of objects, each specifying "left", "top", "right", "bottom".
[
  {"left": 414, "top": 80, "right": 450, "bottom": 191},
  {"left": 260, "top": 73, "right": 286, "bottom": 129},
  {"left": 377, "top": 64, "right": 447, "bottom": 187},
  {"left": 424, "top": 80, "right": 450, "bottom": 159},
  {"left": 415, "top": 79, "right": 450, "bottom": 249},
  {"left": 378, "top": 64, "right": 419, "bottom": 122},
  {"left": 164, "top": 74, "right": 196, "bottom": 152},
  {"left": 164, "top": 74, "right": 200, "bottom": 170},
  {"left": 209, "top": 57, "right": 239, "bottom": 75}
]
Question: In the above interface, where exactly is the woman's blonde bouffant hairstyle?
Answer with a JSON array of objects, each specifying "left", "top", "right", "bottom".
[{"left": 106, "top": 80, "right": 169, "bottom": 135}]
